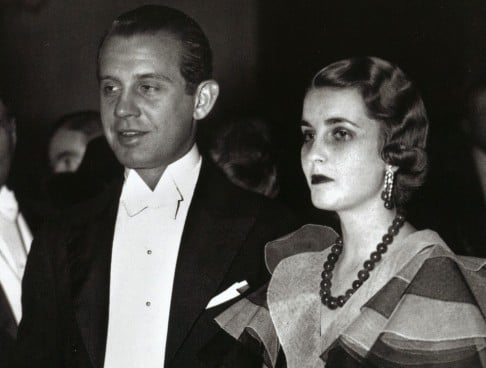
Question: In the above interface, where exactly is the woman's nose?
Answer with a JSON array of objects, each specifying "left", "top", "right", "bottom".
[{"left": 304, "top": 140, "right": 327, "bottom": 164}]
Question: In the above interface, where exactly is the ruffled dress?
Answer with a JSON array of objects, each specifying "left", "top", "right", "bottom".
[{"left": 216, "top": 225, "right": 486, "bottom": 367}]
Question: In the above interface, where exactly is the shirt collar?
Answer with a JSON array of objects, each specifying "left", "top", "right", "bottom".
[
  {"left": 120, "top": 144, "right": 201, "bottom": 218},
  {"left": 0, "top": 186, "right": 19, "bottom": 221}
]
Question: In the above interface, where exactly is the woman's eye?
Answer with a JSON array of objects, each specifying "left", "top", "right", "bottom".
[
  {"left": 332, "top": 128, "right": 352, "bottom": 141},
  {"left": 302, "top": 130, "right": 315, "bottom": 143}
]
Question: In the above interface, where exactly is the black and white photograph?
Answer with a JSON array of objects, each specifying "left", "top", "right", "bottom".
[{"left": 0, "top": 1, "right": 485, "bottom": 367}]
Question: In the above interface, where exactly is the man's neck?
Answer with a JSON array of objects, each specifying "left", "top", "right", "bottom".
[
  {"left": 134, "top": 167, "right": 166, "bottom": 191},
  {"left": 129, "top": 144, "right": 201, "bottom": 191}
]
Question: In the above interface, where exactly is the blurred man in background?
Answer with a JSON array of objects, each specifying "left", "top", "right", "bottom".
[
  {"left": 463, "top": 81, "right": 486, "bottom": 203},
  {"left": 44, "top": 111, "right": 122, "bottom": 209},
  {"left": 0, "top": 95, "right": 32, "bottom": 367},
  {"left": 48, "top": 110, "right": 103, "bottom": 173},
  {"left": 455, "top": 81, "right": 486, "bottom": 254},
  {"left": 209, "top": 116, "right": 279, "bottom": 198},
  {"left": 421, "top": 80, "right": 486, "bottom": 256}
]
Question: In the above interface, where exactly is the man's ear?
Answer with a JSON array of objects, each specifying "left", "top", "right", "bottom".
[{"left": 193, "top": 80, "right": 219, "bottom": 120}]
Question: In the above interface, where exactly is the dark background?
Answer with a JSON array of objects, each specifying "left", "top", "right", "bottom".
[{"left": 1, "top": 0, "right": 485, "bottom": 226}]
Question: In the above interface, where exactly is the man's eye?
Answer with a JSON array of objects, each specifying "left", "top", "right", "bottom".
[
  {"left": 332, "top": 128, "right": 352, "bottom": 141},
  {"left": 102, "top": 84, "right": 119, "bottom": 95},
  {"left": 140, "top": 84, "right": 159, "bottom": 94}
]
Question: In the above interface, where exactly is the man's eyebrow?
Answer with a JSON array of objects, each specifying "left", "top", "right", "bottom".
[
  {"left": 137, "top": 73, "right": 174, "bottom": 83},
  {"left": 98, "top": 75, "right": 119, "bottom": 82},
  {"left": 300, "top": 120, "right": 311, "bottom": 127},
  {"left": 98, "top": 73, "right": 174, "bottom": 83}
]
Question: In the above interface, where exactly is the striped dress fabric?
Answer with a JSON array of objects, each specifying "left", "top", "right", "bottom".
[{"left": 216, "top": 225, "right": 486, "bottom": 368}]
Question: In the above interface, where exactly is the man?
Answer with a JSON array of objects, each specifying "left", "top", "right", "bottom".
[
  {"left": 45, "top": 111, "right": 121, "bottom": 209},
  {"left": 443, "top": 81, "right": 486, "bottom": 255},
  {"left": 414, "top": 80, "right": 486, "bottom": 257},
  {"left": 48, "top": 111, "right": 103, "bottom": 174},
  {"left": 0, "top": 96, "right": 33, "bottom": 367},
  {"left": 15, "top": 5, "right": 297, "bottom": 368},
  {"left": 462, "top": 81, "right": 486, "bottom": 205}
]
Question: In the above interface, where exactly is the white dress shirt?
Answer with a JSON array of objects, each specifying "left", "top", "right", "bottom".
[
  {"left": 0, "top": 186, "right": 32, "bottom": 323},
  {"left": 103, "top": 145, "right": 201, "bottom": 368}
]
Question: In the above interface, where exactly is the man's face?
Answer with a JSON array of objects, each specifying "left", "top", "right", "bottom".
[
  {"left": 0, "top": 100, "right": 15, "bottom": 187},
  {"left": 98, "top": 33, "right": 198, "bottom": 179},
  {"left": 48, "top": 128, "right": 87, "bottom": 173}
]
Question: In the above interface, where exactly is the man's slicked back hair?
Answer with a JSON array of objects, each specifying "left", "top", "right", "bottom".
[{"left": 98, "top": 4, "right": 213, "bottom": 95}]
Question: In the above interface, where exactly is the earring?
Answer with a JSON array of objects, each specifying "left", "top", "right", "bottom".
[{"left": 381, "top": 166, "right": 394, "bottom": 209}]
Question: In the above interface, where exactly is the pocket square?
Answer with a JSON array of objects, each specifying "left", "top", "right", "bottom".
[{"left": 206, "top": 281, "right": 249, "bottom": 309}]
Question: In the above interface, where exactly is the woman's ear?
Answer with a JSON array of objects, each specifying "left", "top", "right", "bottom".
[{"left": 193, "top": 80, "right": 220, "bottom": 120}]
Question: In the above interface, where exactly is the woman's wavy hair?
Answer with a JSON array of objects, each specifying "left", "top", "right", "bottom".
[{"left": 308, "top": 57, "right": 429, "bottom": 208}]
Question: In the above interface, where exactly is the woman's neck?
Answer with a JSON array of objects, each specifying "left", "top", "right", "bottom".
[{"left": 336, "top": 201, "right": 412, "bottom": 268}]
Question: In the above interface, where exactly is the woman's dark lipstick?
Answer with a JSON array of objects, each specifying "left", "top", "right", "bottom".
[{"left": 311, "top": 174, "right": 333, "bottom": 184}]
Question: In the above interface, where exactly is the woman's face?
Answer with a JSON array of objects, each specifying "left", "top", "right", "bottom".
[{"left": 301, "top": 87, "right": 387, "bottom": 213}]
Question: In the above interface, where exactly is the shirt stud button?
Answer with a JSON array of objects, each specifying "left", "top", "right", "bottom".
[
  {"left": 147, "top": 250, "right": 152, "bottom": 255},
  {"left": 146, "top": 301, "right": 151, "bottom": 306}
]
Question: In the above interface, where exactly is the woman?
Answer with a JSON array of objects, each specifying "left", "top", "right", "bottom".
[{"left": 215, "top": 57, "right": 486, "bottom": 367}]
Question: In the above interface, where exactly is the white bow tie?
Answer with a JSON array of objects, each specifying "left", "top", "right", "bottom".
[{"left": 121, "top": 185, "right": 183, "bottom": 218}]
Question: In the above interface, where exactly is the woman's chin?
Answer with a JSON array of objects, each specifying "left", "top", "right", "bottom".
[{"left": 310, "top": 196, "right": 337, "bottom": 212}]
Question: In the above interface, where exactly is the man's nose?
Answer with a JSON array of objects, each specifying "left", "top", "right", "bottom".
[{"left": 115, "top": 91, "right": 140, "bottom": 118}]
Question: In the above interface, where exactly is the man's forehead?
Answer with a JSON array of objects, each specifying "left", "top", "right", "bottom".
[
  {"left": 101, "top": 31, "right": 182, "bottom": 56},
  {"left": 98, "top": 32, "right": 184, "bottom": 83}
]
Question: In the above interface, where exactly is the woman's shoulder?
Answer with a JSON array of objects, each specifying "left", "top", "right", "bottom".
[{"left": 392, "top": 228, "right": 486, "bottom": 275}]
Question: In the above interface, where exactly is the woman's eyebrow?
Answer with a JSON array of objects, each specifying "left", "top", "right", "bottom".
[{"left": 324, "top": 117, "right": 360, "bottom": 128}]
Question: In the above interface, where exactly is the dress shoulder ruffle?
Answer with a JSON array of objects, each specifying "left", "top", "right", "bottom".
[
  {"left": 216, "top": 224, "right": 338, "bottom": 366},
  {"left": 264, "top": 224, "right": 340, "bottom": 273}
]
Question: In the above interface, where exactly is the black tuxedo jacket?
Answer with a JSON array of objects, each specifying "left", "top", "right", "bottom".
[
  {"left": 0, "top": 286, "right": 17, "bottom": 368},
  {"left": 14, "top": 160, "right": 297, "bottom": 368}
]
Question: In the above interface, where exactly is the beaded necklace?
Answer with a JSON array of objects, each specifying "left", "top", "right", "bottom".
[{"left": 319, "top": 214, "right": 405, "bottom": 310}]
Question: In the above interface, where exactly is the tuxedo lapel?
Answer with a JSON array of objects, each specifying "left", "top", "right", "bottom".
[
  {"left": 165, "top": 161, "right": 257, "bottom": 364},
  {"left": 69, "top": 179, "right": 122, "bottom": 368}
]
